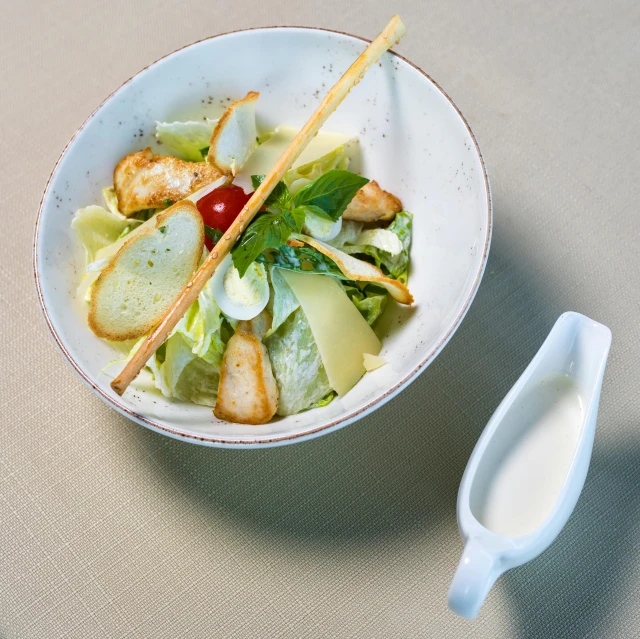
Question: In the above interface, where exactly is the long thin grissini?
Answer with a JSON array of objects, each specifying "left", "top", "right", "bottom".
[{"left": 111, "top": 15, "right": 407, "bottom": 396}]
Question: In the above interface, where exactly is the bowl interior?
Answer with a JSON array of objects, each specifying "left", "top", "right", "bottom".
[{"left": 35, "top": 27, "right": 490, "bottom": 446}]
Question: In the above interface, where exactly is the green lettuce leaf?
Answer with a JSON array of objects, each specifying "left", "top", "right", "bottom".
[
  {"left": 355, "top": 228, "right": 403, "bottom": 256},
  {"left": 309, "top": 391, "right": 336, "bottom": 409},
  {"left": 265, "top": 307, "right": 332, "bottom": 415},
  {"left": 266, "top": 266, "right": 300, "bottom": 337},
  {"left": 327, "top": 219, "right": 363, "bottom": 247},
  {"left": 155, "top": 119, "right": 218, "bottom": 161},
  {"left": 340, "top": 283, "right": 388, "bottom": 326},
  {"left": 330, "top": 211, "right": 413, "bottom": 283}
]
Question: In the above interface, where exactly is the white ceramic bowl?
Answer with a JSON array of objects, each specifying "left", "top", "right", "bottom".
[{"left": 34, "top": 27, "right": 491, "bottom": 447}]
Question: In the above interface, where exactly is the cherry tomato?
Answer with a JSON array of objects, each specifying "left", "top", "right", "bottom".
[{"left": 197, "top": 184, "right": 252, "bottom": 250}]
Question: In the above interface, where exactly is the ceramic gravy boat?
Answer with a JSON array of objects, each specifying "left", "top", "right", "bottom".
[{"left": 448, "top": 312, "right": 612, "bottom": 619}]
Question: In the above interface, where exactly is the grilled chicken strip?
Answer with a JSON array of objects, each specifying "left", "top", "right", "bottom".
[
  {"left": 343, "top": 180, "right": 402, "bottom": 223},
  {"left": 214, "top": 314, "right": 278, "bottom": 425},
  {"left": 113, "top": 148, "right": 222, "bottom": 216}
]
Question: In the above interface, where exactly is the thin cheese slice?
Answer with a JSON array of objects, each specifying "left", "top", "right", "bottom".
[
  {"left": 235, "top": 126, "right": 352, "bottom": 189},
  {"left": 281, "top": 270, "right": 381, "bottom": 396},
  {"left": 363, "top": 353, "right": 387, "bottom": 372}
]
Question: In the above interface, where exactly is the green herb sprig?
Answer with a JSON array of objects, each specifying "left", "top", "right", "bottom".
[{"left": 232, "top": 170, "right": 368, "bottom": 276}]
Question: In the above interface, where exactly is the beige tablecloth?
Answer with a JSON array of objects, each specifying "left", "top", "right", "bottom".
[{"left": 2, "top": 0, "right": 639, "bottom": 637}]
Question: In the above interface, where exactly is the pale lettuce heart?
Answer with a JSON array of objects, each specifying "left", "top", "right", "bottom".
[
  {"left": 155, "top": 119, "right": 218, "bottom": 161},
  {"left": 147, "top": 334, "right": 220, "bottom": 407},
  {"left": 102, "top": 186, "right": 121, "bottom": 215},
  {"left": 284, "top": 140, "right": 353, "bottom": 194},
  {"left": 71, "top": 205, "right": 140, "bottom": 264},
  {"left": 113, "top": 278, "right": 227, "bottom": 407}
]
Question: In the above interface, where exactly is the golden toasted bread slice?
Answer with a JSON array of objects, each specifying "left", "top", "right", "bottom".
[
  {"left": 113, "top": 148, "right": 222, "bottom": 216},
  {"left": 207, "top": 91, "right": 259, "bottom": 176},
  {"left": 88, "top": 201, "right": 204, "bottom": 341}
]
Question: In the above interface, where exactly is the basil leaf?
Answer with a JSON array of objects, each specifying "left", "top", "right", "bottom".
[
  {"left": 292, "top": 170, "right": 369, "bottom": 221},
  {"left": 251, "top": 175, "right": 292, "bottom": 210},
  {"left": 204, "top": 225, "right": 222, "bottom": 245},
  {"left": 257, "top": 245, "right": 347, "bottom": 279},
  {"left": 266, "top": 182, "right": 292, "bottom": 209},
  {"left": 232, "top": 214, "right": 293, "bottom": 277},
  {"left": 199, "top": 146, "right": 210, "bottom": 158},
  {"left": 282, "top": 206, "right": 306, "bottom": 232}
]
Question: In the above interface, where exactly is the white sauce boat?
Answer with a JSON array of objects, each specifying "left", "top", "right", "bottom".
[{"left": 448, "top": 312, "right": 612, "bottom": 619}]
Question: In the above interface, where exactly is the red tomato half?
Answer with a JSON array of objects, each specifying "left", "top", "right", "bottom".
[{"left": 196, "top": 184, "right": 252, "bottom": 250}]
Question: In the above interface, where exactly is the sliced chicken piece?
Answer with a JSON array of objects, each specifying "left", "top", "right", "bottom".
[
  {"left": 343, "top": 180, "right": 402, "bottom": 223},
  {"left": 113, "top": 148, "right": 222, "bottom": 216},
  {"left": 237, "top": 310, "right": 272, "bottom": 340},
  {"left": 214, "top": 318, "right": 278, "bottom": 425}
]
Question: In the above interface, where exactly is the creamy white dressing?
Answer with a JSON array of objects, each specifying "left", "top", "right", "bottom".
[{"left": 471, "top": 374, "right": 584, "bottom": 538}]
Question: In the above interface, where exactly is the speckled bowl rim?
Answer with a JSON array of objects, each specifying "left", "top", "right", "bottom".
[{"left": 34, "top": 26, "right": 492, "bottom": 448}]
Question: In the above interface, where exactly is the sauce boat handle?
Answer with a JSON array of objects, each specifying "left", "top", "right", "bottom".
[{"left": 448, "top": 538, "right": 501, "bottom": 619}]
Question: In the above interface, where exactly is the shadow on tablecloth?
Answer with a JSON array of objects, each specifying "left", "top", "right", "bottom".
[
  {"left": 143, "top": 226, "right": 559, "bottom": 543},
  {"left": 142, "top": 218, "right": 634, "bottom": 635},
  {"left": 503, "top": 442, "right": 640, "bottom": 639}
]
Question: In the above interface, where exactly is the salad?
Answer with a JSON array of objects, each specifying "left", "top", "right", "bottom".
[{"left": 72, "top": 91, "right": 414, "bottom": 425}]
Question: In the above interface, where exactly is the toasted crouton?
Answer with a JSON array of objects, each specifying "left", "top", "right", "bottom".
[
  {"left": 113, "top": 148, "right": 222, "bottom": 216},
  {"left": 88, "top": 201, "right": 204, "bottom": 341},
  {"left": 207, "top": 91, "right": 259, "bottom": 176},
  {"left": 214, "top": 313, "right": 278, "bottom": 425},
  {"left": 342, "top": 180, "right": 402, "bottom": 223}
]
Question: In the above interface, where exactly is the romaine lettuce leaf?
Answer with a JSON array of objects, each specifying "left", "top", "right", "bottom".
[
  {"left": 155, "top": 119, "right": 218, "bottom": 162},
  {"left": 71, "top": 205, "right": 140, "bottom": 264},
  {"left": 265, "top": 307, "right": 332, "bottom": 415},
  {"left": 266, "top": 266, "right": 300, "bottom": 337},
  {"left": 329, "top": 211, "right": 413, "bottom": 283},
  {"left": 340, "top": 283, "right": 388, "bottom": 326}
]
